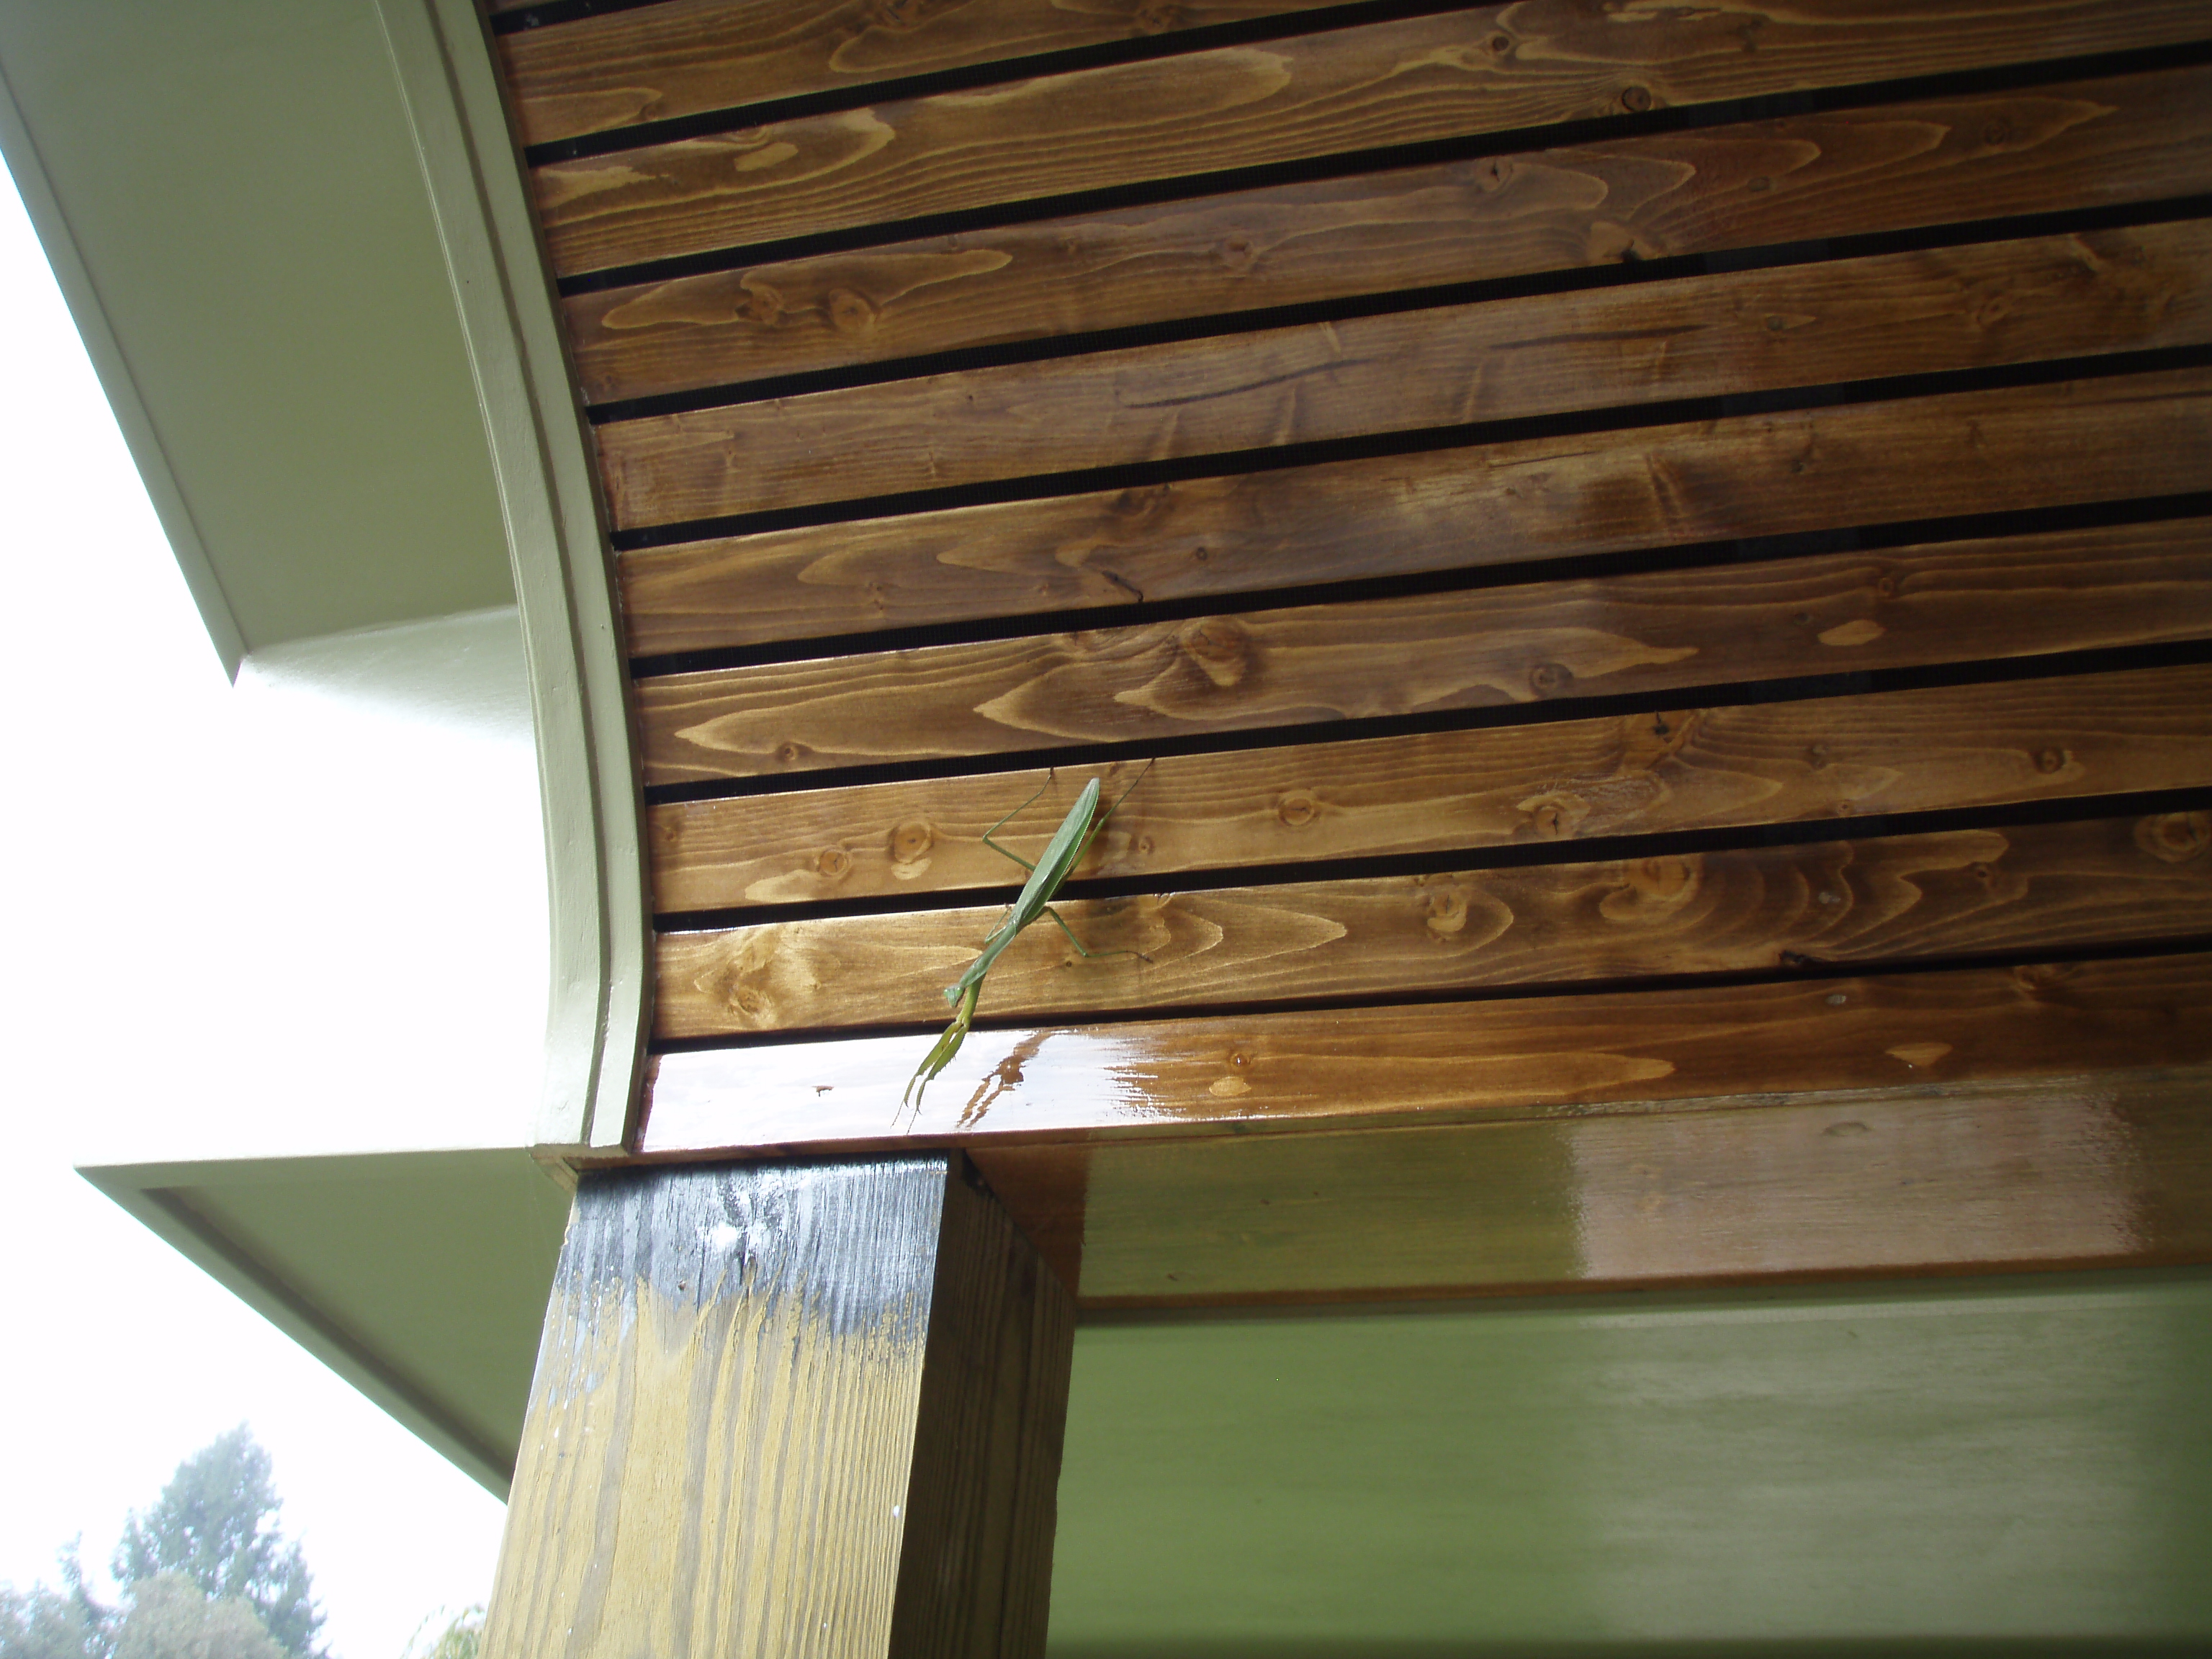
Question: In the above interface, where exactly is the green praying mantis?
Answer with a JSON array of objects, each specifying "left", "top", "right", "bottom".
[{"left": 903, "top": 762, "right": 1153, "bottom": 1109}]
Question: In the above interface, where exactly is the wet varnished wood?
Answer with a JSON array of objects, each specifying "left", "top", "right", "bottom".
[
  {"left": 649, "top": 662, "right": 2212, "bottom": 913},
  {"left": 500, "top": 0, "right": 1350, "bottom": 150},
  {"left": 598, "top": 220, "right": 2212, "bottom": 529},
  {"left": 530, "top": 0, "right": 2212, "bottom": 276},
  {"left": 655, "top": 811, "right": 2212, "bottom": 1039},
  {"left": 966, "top": 1065, "right": 2212, "bottom": 1303},
  {"left": 568, "top": 64, "right": 2212, "bottom": 405},
  {"left": 621, "top": 367, "right": 2212, "bottom": 657},
  {"left": 634, "top": 518, "right": 2212, "bottom": 784},
  {"left": 642, "top": 951, "right": 2212, "bottom": 1153},
  {"left": 482, "top": 1156, "right": 1072, "bottom": 1657}
]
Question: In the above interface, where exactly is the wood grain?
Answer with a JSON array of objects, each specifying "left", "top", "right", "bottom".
[
  {"left": 598, "top": 220, "right": 2212, "bottom": 529},
  {"left": 568, "top": 63, "right": 2212, "bottom": 403},
  {"left": 648, "top": 661, "right": 2212, "bottom": 913},
  {"left": 482, "top": 1156, "right": 1071, "bottom": 1658},
  {"left": 620, "top": 367, "right": 2212, "bottom": 656},
  {"left": 530, "top": 0, "right": 2212, "bottom": 275},
  {"left": 635, "top": 517, "right": 2212, "bottom": 784},
  {"left": 501, "top": 0, "right": 1351, "bottom": 150},
  {"left": 655, "top": 811, "right": 2212, "bottom": 1039},
  {"left": 968, "top": 1064, "right": 2212, "bottom": 1303},
  {"left": 642, "top": 950, "right": 2212, "bottom": 1152}
]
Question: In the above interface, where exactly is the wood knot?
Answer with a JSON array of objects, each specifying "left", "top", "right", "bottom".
[
  {"left": 2035, "top": 747, "right": 2069, "bottom": 774},
  {"left": 2136, "top": 811, "right": 2211, "bottom": 864},
  {"left": 1177, "top": 616, "right": 1251, "bottom": 688},
  {"left": 1620, "top": 84, "right": 1653, "bottom": 112},
  {"left": 1420, "top": 886, "right": 1470, "bottom": 938},
  {"left": 827, "top": 288, "right": 876, "bottom": 336},
  {"left": 1528, "top": 660, "right": 1573, "bottom": 696},
  {"left": 740, "top": 287, "right": 783, "bottom": 325},
  {"left": 1518, "top": 791, "right": 1590, "bottom": 841},
  {"left": 1602, "top": 855, "right": 1701, "bottom": 919},
  {"left": 1215, "top": 235, "right": 1257, "bottom": 271},
  {"left": 1277, "top": 791, "right": 1318, "bottom": 828},
  {"left": 814, "top": 847, "right": 852, "bottom": 880},
  {"left": 1134, "top": 0, "right": 1182, "bottom": 30},
  {"left": 1488, "top": 32, "right": 1511, "bottom": 53},
  {"left": 2013, "top": 960, "right": 2076, "bottom": 992},
  {"left": 776, "top": 740, "right": 809, "bottom": 765},
  {"left": 889, "top": 819, "right": 934, "bottom": 864}
]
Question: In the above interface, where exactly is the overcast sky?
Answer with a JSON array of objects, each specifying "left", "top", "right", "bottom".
[{"left": 0, "top": 153, "right": 512, "bottom": 1657}]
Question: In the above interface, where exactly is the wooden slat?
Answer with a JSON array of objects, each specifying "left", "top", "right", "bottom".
[
  {"left": 655, "top": 811, "right": 2212, "bottom": 1039},
  {"left": 482, "top": 1156, "right": 1072, "bottom": 1655},
  {"left": 635, "top": 518, "right": 2212, "bottom": 785},
  {"left": 598, "top": 220, "right": 2212, "bottom": 529},
  {"left": 649, "top": 661, "right": 2212, "bottom": 914},
  {"left": 501, "top": 0, "right": 1351, "bottom": 150},
  {"left": 568, "top": 63, "right": 2212, "bottom": 405},
  {"left": 531, "top": 0, "right": 2212, "bottom": 276},
  {"left": 642, "top": 951, "right": 2212, "bottom": 1153},
  {"left": 621, "top": 367, "right": 2212, "bottom": 657},
  {"left": 970, "top": 1065, "right": 2212, "bottom": 1303}
]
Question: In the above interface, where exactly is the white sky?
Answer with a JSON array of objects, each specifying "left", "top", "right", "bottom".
[{"left": 0, "top": 154, "right": 513, "bottom": 1655}]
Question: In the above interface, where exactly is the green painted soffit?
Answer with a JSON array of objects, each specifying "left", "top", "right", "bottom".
[
  {"left": 1051, "top": 1271, "right": 2212, "bottom": 1655},
  {"left": 0, "top": 0, "right": 511, "bottom": 662}
]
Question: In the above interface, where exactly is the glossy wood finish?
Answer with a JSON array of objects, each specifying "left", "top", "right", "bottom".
[
  {"left": 568, "top": 64, "right": 2212, "bottom": 405},
  {"left": 649, "top": 662, "right": 2212, "bottom": 912},
  {"left": 642, "top": 950, "right": 2212, "bottom": 1152},
  {"left": 500, "top": 0, "right": 1351, "bottom": 150},
  {"left": 530, "top": 0, "right": 2212, "bottom": 276},
  {"left": 621, "top": 367, "right": 2212, "bottom": 656},
  {"left": 598, "top": 220, "right": 2212, "bottom": 529},
  {"left": 636, "top": 517, "right": 2212, "bottom": 784},
  {"left": 656, "top": 811, "right": 2212, "bottom": 1039},
  {"left": 968, "top": 1066, "right": 2212, "bottom": 1303},
  {"left": 483, "top": 1156, "right": 1072, "bottom": 1656}
]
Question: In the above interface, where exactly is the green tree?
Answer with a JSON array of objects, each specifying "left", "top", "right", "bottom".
[
  {"left": 0, "top": 1579, "right": 102, "bottom": 1659},
  {"left": 109, "top": 1430, "right": 323, "bottom": 1659},
  {"left": 111, "top": 1577, "right": 283, "bottom": 1659},
  {"left": 402, "top": 1607, "right": 482, "bottom": 1659}
]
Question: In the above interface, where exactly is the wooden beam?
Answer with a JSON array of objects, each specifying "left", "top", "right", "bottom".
[
  {"left": 597, "top": 219, "right": 2212, "bottom": 529},
  {"left": 969, "top": 1066, "right": 2212, "bottom": 1304},
  {"left": 634, "top": 518, "right": 2212, "bottom": 785},
  {"left": 529, "top": 0, "right": 2212, "bottom": 276},
  {"left": 566, "top": 62, "right": 2212, "bottom": 405},
  {"left": 482, "top": 1156, "right": 1072, "bottom": 1658},
  {"left": 619, "top": 367, "right": 2212, "bottom": 657}
]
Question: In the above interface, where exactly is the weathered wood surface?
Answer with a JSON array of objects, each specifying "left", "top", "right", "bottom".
[
  {"left": 531, "top": 0, "right": 2212, "bottom": 275},
  {"left": 569, "top": 64, "right": 2212, "bottom": 404},
  {"left": 655, "top": 811, "right": 2212, "bottom": 1039},
  {"left": 482, "top": 1156, "right": 1072, "bottom": 1658},
  {"left": 501, "top": 0, "right": 1350, "bottom": 150},
  {"left": 966, "top": 1064, "right": 2212, "bottom": 1302},
  {"left": 642, "top": 950, "right": 2212, "bottom": 1152},
  {"left": 598, "top": 220, "right": 2212, "bottom": 529},
  {"left": 648, "top": 661, "right": 2212, "bottom": 913},
  {"left": 621, "top": 367, "right": 2212, "bottom": 656},
  {"left": 635, "top": 518, "right": 2212, "bottom": 784}
]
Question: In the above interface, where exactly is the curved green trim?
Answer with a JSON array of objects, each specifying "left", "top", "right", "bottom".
[{"left": 374, "top": 0, "right": 648, "bottom": 1151}]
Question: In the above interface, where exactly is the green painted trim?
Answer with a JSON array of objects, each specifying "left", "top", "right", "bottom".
[
  {"left": 0, "top": 50, "right": 243, "bottom": 676},
  {"left": 373, "top": 0, "right": 648, "bottom": 1151},
  {"left": 79, "top": 1149, "right": 563, "bottom": 1497}
]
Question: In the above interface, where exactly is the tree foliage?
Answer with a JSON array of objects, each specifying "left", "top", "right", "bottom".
[
  {"left": 109, "top": 1429, "right": 323, "bottom": 1659},
  {"left": 111, "top": 1577, "right": 284, "bottom": 1659}
]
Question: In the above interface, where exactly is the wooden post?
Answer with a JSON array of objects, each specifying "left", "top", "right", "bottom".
[{"left": 482, "top": 1154, "right": 1074, "bottom": 1658}]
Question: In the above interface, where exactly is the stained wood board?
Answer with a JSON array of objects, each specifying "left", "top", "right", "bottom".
[
  {"left": 620, "top": 367, "right": 2212, "bottom": 656},
  {"left": 655, "top": 811, "right": 2212, "bottom": 1039},
  {"left": 634, "top": 516, "right": 2212, "bottom": 784},
  {"left": 597, "top": 220, "right": 2212, "bottom": 529},
  {"left": 642, "top": 950, "right": 2212, "bottom": 1152},
  {"left": 567, "top": 62, "right": 2212, "bottom": 404},
  {"left": 648, "top": 660, "right": 2212, "bottom": 914},
  {"left": 530, "top": 0, "right": 2212, "bottom": 275}
]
